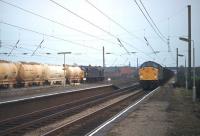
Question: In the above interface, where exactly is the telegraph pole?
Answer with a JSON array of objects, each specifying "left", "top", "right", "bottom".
[
  {"left": 103, "top": 46, "right": 105, "bottom": 68},
  {"left": 193, "top": 43, "right": 196, "bottom": 101},
  {"left": 185, "top": 56, "right": 188, "bottom": 90},
  {"left": 176, "top": 48, "right": 178, "bottom": 83},
  {"left": 57, "top": 52, "right": 71, "bottom": 87},
  {"left": 103, "top": 46, "right": 105, "bottom": 78},
  {"left": 188, "top": 5, "right": 192, "bottom": 88}
]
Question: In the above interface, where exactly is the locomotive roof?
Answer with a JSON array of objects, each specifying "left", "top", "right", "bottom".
[{"left": 140, "top": 61, "right": 162, "bottom": 68}]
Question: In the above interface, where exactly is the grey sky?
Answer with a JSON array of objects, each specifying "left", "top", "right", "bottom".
[{"left": 0, "top": 0, "right": 199, "bottom": 67}]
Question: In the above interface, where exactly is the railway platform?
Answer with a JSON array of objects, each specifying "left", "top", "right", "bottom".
[
  {"left": 91, "top": 81, "right": 200, "bottom": 136},
  {"left": 0, "top": 78, "right": 137, "bottom": 104},
  {"left": 0, "top": 83, "right": 110, "bottom": 104}
]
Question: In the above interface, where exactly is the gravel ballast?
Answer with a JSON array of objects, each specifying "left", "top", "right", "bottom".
[{"left": 107, "top": 83, "right": 200, "bottom": 136}]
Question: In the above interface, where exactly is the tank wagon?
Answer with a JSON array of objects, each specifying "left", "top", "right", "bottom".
[
  {"left": 0, "top": 60, "right": 18, "bottom": 88},
  {"left": 65, "top": 66, "right": 84, "bottom": 84},
  {"left": 44, "top": 65, "right": 65, "bottom": 85},
  {"left": 16, "top": 62, "right": 45, "bottom": 87},
  {"left": 0, "top": 60, "right": 95, "bottom": 89},
  {"left": 139, "top": 61, "right": 174, "bottom": 90},
  {"left": 81, "top": 65, "right": 104, "bottom": 82}
]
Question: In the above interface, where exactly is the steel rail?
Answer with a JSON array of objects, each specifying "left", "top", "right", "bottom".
[
  {"left": 0, "top": 84, "right": 140, "bottom": 136},
  {"left": 42, "top": 89, "right": 143, "bottom": 136}
]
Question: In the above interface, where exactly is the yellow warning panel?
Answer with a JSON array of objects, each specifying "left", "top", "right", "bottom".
[{"left": 139, "top": 67, "right": 158, "bottom": 80}]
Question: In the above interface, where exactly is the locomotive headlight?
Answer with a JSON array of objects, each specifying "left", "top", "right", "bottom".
[
  {"left": 154, "top": 72, "right": 157, "bottom": 78},
  {"left": 140, "top": 75, "right": 143, "bottom": 79},
  {"left": 154, "top": 74, "right": 157, "bottom": 79}
]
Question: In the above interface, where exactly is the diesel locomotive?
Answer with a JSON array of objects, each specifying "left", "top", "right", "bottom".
[{"left": 139, "top": 61, "right": 174, "bottom": 90}]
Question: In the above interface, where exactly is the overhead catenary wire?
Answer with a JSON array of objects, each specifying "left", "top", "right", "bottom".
[
  {"left": 0, "top": 0, "right": 120, "bottom": 48},
  {"left": 0, "top": 0, "right": 166, "bottom": 65},
  {"left": 2, "top": 43, "right": 33, "bottom": 52},
  {"left": 49, "top": 0, "right": 156, "bottom": 60},
  {"left": 0, "top": 22, "right": 108, "bottom": 65},
  {"left": 117, "top": 38, "right": 130, "bottom": 55},
  {"left": 15, "top": 41, "right": 62, "bottom": 53},
  {"left": 0, "top": 21, "right": 101, "bottom": 51},
  {"left": 0, "top": 44, "right": 57, "bottom": 59},
  {"left": 139, "top": 0, "right": 167, "bottom": 40},
  {"left": 144, "top": 36, "right": 157, "bottom": 55},
  {"left": 143, "top": 29, "right": 157, "bottom": 56},
  {"left": 49, "top": 0, "right": 119, "bottom": 40},
  {"left": 1, "top": 41, "right": 62, "bottom": 56},
  {"left": 1, "top": 43, "right": 54, "bottom": 57},
  {"left": 1, "top": 40, "right": 105, "bottom": 66},
  {"left": 3, "top": 45, "right": 51, "bottom": 56},
  {"left": 0, "top": 0, "right": 157, "bottom": 62},
  {"left": 48, "top": 0, "right": 134, "bottom": 55},
  {"left": 1, "top": 42, "right": 117, "bottom": 66},
  {"left": 134, "top": 0, "right": 167, "bottom": 44},
  {"left": 48, "top": 1, "right": 140, "bottom": 52},
  {"left": 1, "top": 40, "right": 127, "bottom": 66},
  {"left": 85, "top": 0, "right": 159, "bottom": 60},
  {"left": 85, "top": 0, "right": 145, "bottom": 43}
]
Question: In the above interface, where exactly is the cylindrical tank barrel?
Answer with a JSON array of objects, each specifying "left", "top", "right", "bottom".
[
  {"left": 45, "top": 65, "right": 64, "bottom": 80},
  {"left": 0, "top": 61, "right": 18, "bottom": 86},
  {"left": 44, "top": 64, "right": 65, "bottom": 85},
  {"left": 17, "top": 63, "right": 45, "bottom": 83},
  {"left": 65, "top": 66, "right": 84, "bottom": 83}
]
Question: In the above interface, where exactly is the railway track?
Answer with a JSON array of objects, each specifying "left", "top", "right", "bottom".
[
  {"left": 0, "top": 84, "right": 140, "bottom": 136},
  {"left": 41, "top": 88, "right": 144, "bottom": 136},
  {"left": 0, "top": 84, "right": 115, "bottom": 121}
]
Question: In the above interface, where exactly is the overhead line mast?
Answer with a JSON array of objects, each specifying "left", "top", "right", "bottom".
[
  {"left": 8, "top": 39, "right": 20, "bottom": 56},
  {"left": 32, "top": 39, "right": 44, "bottom": 56}
]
